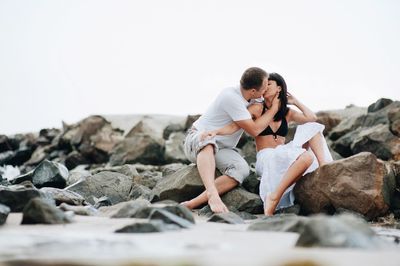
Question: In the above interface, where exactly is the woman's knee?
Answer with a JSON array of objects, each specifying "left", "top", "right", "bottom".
[{"left": 300, "top": 151, "right": 314, "bottom": 166}]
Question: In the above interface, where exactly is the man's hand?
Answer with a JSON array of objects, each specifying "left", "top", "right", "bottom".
[
  {"left": 200, "top": 130, "right": 217, "bottom": 141},
  {"left": 271, "top": 92, "right": 280, "bottom": 110}
]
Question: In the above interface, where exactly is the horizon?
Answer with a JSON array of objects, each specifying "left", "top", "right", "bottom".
[{"left": 1, "top": 0, "right": 399, "bottom": 135}]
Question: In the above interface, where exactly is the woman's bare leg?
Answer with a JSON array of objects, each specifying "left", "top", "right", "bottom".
[
  {"left": 264, "top": 151, "right": 314, "bottom": 216},
  {"left": 307, "top": 133, "right": 329, "bottom": 166}
]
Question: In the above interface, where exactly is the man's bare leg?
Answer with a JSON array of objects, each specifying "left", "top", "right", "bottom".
[
  {"left": 264, "top": 151, "right": 314, "bottom": 216},
  {"left": 190, "top": 144, "right": 229, "bottom": 213},
  {"left": 181, "top": 174, "right": 239, "bottom": 210},
  {"left": 308, "top": 133, "right": 329, "bottom": 166}
]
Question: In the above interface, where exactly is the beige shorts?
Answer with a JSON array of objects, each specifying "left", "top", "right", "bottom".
[{"left": 183, "top": 127, "right": 250, "bottom": 183}]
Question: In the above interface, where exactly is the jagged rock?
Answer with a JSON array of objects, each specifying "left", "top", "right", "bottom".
[
  {"left": 350, "top": 124, "right": 400, "bottom": 161},
  {"left": 40, "top": 187, "right": 86, "bottom": 206},
  {"left": 115, "top": 220, "right": 171, "bottom": 233},
  {"left": 207, "top": 212, "right": 245, "bottom": 224},
  {"left": 294, "top": 152, "right": 396, "bottom": 220},
  {"left": 0, "top": 135, "right": 12, "bottom": 153},
  {"left": 248, "top": 214, "right": 308, "bottom": 232},
  {"left": 66, "top": 167, "right": 91, "bottom": 186},
  {"left": 148, "top": 208, "right": 193, "bottom": 228},
  {"left": 368, "top": 98, "right": 393, "bottom": 113},
  {"left": 111, "top": 199, "right": 152, "bottom": 218},
  {"left": 221, "top": 187, "right": 263, "bottom": 214},
  {"left": 164, "top": 132, "right": 189, "bottom": 163},
  {"left": 109, "top": 134, "right": 165, "bottom": 166},
  {"left": 0, "top": 181, "right": 52, "bottom": 212},
  {"left": 21, "top": 198, "right": 71, "bottom": 224},
  {"left": 66, "top": 171, "right": 133, "bottom": 205},
  {"left": 94, "top": 196, "right": 112, "bottom": 209},
  {"left": 31, "top": 160, "right": 68, "bottom": 189},
  {"left": 240, "top": 140, "right": 256, "bottom": 165},
  {"left": 10, "top": 169, "right": 34, "bottom": 185},
  {"left": 24, "top": 145, "right": 53, "bottom": 166},
  {"left": 163, "top": 123, "right": 185, "bottom": 140},
  {"left": 184, "top": 114, "right": 201, "bottom": 131},
  {"left": 242, "top": 171, "right": 260, "bottom": 195},
  {"left": 128, "top": 183, "right": 154, "bottom": 201},
  {"left": 329, "top": 116, "right": 362, "bottom": 141},
  {"left": 151, "top": 164, "right": 205, "bottom": 203},
  {"left": 59, "top": 203, "right": 98, "bottom": 216},
  {"left": 159, "top": 163, "right": 186, "bottom": 177},
  {"left": 0, "top": 203, "right": 10, "bottom": 225},
  {"left": 132, "top": 165, "right": 162, "bottom": 189},
  {"left": 64, "top": 151, "right": 90, "bottom": 170}
]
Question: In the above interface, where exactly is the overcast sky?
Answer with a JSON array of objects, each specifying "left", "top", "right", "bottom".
[{"left": 1, "top": 0, "right": 399, "bottom": 135}]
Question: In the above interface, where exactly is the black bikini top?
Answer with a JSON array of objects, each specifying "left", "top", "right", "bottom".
[{"left": 258, "top": 105, "right": 289, "bottom": 138}]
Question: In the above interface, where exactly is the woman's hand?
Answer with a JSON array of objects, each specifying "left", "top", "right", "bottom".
[
  {"left": 287, "top": 92, "right": 298, "bottom": 105},
  {"left": 200, "top": 130, "right": 217, "bottom": 141}
]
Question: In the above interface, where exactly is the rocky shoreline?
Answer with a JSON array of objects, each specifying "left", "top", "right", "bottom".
[{"left": 1, "top": 98, "right": 400, "bottom": 265}]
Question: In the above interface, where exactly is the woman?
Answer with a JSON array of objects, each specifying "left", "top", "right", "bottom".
[{"left": 201, "top": 73, "right": 333, "bottom": 215}]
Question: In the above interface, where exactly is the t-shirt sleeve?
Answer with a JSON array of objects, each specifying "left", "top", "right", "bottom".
[{"left": 222, "top": 93, "right": 252, "bottom": 121}]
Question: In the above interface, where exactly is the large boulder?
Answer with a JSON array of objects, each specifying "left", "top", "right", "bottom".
[
  {"left": 222, "top": 187, "right": 263, "bottom": 214},
  {"left": 293, "top": 152, "right": 396, "bottom": 220},
  {"left": 151, "top": 164, "right": 205, "bottom": 202},
  {"left": 316, "top": 111, "right": 342, "bottom": 136},
  {"left": 66, "top": 171, "right": 133, "bottom": 205},
  {"left": 164, "top": 132, "right": 189, "bottom": 163}
]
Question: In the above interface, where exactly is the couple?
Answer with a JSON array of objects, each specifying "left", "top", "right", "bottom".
[{"left": 182, "top": 67, "right": 333, "bottom": 216}]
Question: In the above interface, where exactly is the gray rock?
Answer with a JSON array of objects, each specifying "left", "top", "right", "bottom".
[
  {"left": 40, "top": 187, "right": 87, "bottom": 206},
  {"left": 222, "top": 187, "right": 264, "bottom": 214},
  {"left": 159, "top": 163, "right": 186, "bottom": 177},
  {"left": 242, "top": 171, "right": 260, "bottom": 195},
  {"left": 164, "top": 132, "right": 189, "bottom": 163},
  {"left": 0, "top": 203, "right": 10, "bottom": 225},
  {"left": 66, "top": 168, "right": 91, "bottom": 186},
  {"left": 248, "top": 214, "right": 308, "bottom": 233},
  {"left": 115, "top": 220, "right": 169, "bottom": 233},
  {"left": 66, "top": 171, "right": 133, "bottom": 205},
  {"left": 163, "top": 123, "right": 184, "bottom": 140},
  {"left": 294, "top": 152, "right": 396, "bottom": 220},
  {"left": 111, "top": 199, "right": 152, "bottom": 218},
  {"left": 388, "top": 106, "right": 400, "bottom": 137},
  {"left": 32, "top": 160, "right": 68, "bottom": 189},
  {"left": 10, "top": 169, "right": 34, "bottom": 185},
  {"left": 368, "top": 98, "right": 393, "bottom": 113},
  {"left": 59, "top": 203, "right": 98, "bottom": 216},
  {"left": 128, "top": 183, "right": 154, "bottom": 201},
  {"left": 207, "top": 212, "right": 245, "bottom": 224},
  {"left": 0, "top": 135, "right": 12, "bottom": 153},
  {"left": 64, "top": 151, "right": 90, "bottom": 170},
  {"left": 21, "top": 198, "right": 72, "bottom": 224},
  {"left": 149, "top": 208, "right": 193, "bottom": 228},
  {"left": 0, "top": 181, "right": 52, "bottom": 212}
]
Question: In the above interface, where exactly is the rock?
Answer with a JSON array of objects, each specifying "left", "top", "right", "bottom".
[
  {"left": 296, "top": 214, "right": 387, "bottom": 248},
  {"left": 151, "top": 164, "right": 205, "bottom": 203},
  {"left": 66, "top": 167, "right": 91, "bottom": 186},
  {"left": 94, "top": 196, "right": 112, "bottom": 209},
  {"left": 40, "top": 187, "right": 87, "bottom": 206},
  {"left": 21, "top": 198, "right": 72, "bottom": 224},
  {"left": 59, "top": 203, "right": 98, "bottom": 216},
  {"left": 111, "top": 199, "right": 152, "bottom": 218},
  {"left": 221, "top": 187, "right": 264, "bottom": 214},
  {"left": 248, "top": 214, "right": 308, "bottom": 233},
  {"left": 128, "top": 183, "right": 154, "bottom": 201},
  {"left": 274, "top": 204, "right": 301, "bottom": 216},
  {"left": 294, "top": 152, "right": 396, "bottom": 220},
  {"left": 32, "top": 160, "right": 68, "bottom": 189},
  {"left": 242, "top": 171, "right": 260, "bottom": 195},
  {"left": 316, "top": 111, "right": 342, "bottom": 136},
  {"left": 64, "top": 151, "right": 90, "bottom": 170},
  {"left": 207, "top": 212, "right": 245, "bottom": 224},
  {"left": 329, "top": 116, "right": 361, "bottom": 141},
  {"left": 350, "top": 124, "right": 400, "bottom": 161},
  {"left": 109, "top": 134, "right": 165, "bottom": 166},
  {"left": 164, "top": 132, "right": 189, "bottom": 163},
  {"left": 10, "top": 169, "right": 34, "bottom": 185},
  {"left": 91, "top": 164, "right": 141, "bottom": 179},
  {"left": 148, "top": 208, "right": 193, "bottom": 228},
  {"left": 115, "top": 220, "right": 170, "bottom": 233},
  {"left": 154, "top": 202, "right": 195, "bottom": 224},
  {"left": 184, "top": 114, "right": 201, "bottom": 131},
  {"left": 159, "top": 163, "right": 186, "bottom": 177},
  {"left": 368, "top": 98, "right": 393, "bottom": 113},
  {"left": 0, "top": 181, "right": 52, "bottom": 212},
  {"left": 0, "top": 135, "right": 12, "bottom": 153},
  {"left": 163, "top": 123, "right": 184, "bottom": 140},
  {"left": 0, "top": 203, "right": 10, "bottom": 225},
  {"left": 66, "top": 171, "right": 133, "bottom": 205},
  {"left": 24, "top": 145, "right": 52, "bottom": 166},
  {"left": 388, "top": 107, "right": 400, "bottom": 137},
  {"left": 240, "top": 140, "right": 257, "bottom": 165}
]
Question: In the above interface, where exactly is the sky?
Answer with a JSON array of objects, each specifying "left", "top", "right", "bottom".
[{"left": 0, "top": 0, "right": 399, "bottom": 135}]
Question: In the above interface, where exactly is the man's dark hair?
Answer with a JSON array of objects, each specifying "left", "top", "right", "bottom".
[{"left": 240, "top": 67, "right": 268, "bottom": 91}]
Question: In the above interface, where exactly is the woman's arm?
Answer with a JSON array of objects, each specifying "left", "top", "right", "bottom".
[
  {"left": 200, "top": 103, "right": 264, "bottom": 141},
  {"left": 287, "top": 92, "right": 317, "bottom": 124}
]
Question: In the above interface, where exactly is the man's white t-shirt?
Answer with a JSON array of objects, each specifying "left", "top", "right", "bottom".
[{"left": 193, "top": 86, "right": 254, "bottom": 149}]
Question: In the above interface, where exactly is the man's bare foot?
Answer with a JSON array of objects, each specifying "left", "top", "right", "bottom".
[
  {"left": 208, "top": 193, "right": 229, "bottom": 213},
  {"left": 264, "top": 193, "right": 279, "bottom": 216}
]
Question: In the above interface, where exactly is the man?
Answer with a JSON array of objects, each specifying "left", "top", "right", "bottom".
[{"left": 182, "top": 67, "right": 279, "bottom": 213}]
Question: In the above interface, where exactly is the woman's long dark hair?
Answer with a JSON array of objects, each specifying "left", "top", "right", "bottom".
[{"left": 268, "top": 72, "right": 289, "bottom": 121}]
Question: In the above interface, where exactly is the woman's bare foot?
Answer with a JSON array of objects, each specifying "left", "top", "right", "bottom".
[
  {"left": 208, "top": 193, "right": 229, "bottom": 213},
  {"left": 180, "top": 200, "right": 195, "bottom": 210},
  {"left": 264, "top": 193, "right": 279, "bottom": 216}
]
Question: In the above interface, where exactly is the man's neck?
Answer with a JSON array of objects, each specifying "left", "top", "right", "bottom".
[{"left": 240, "top": 88, "right": 252, "bottom": 101}]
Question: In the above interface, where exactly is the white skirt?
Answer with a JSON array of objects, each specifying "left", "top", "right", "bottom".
[{"left": 255, "top": 122, "right": 333, "bottom": 210}]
